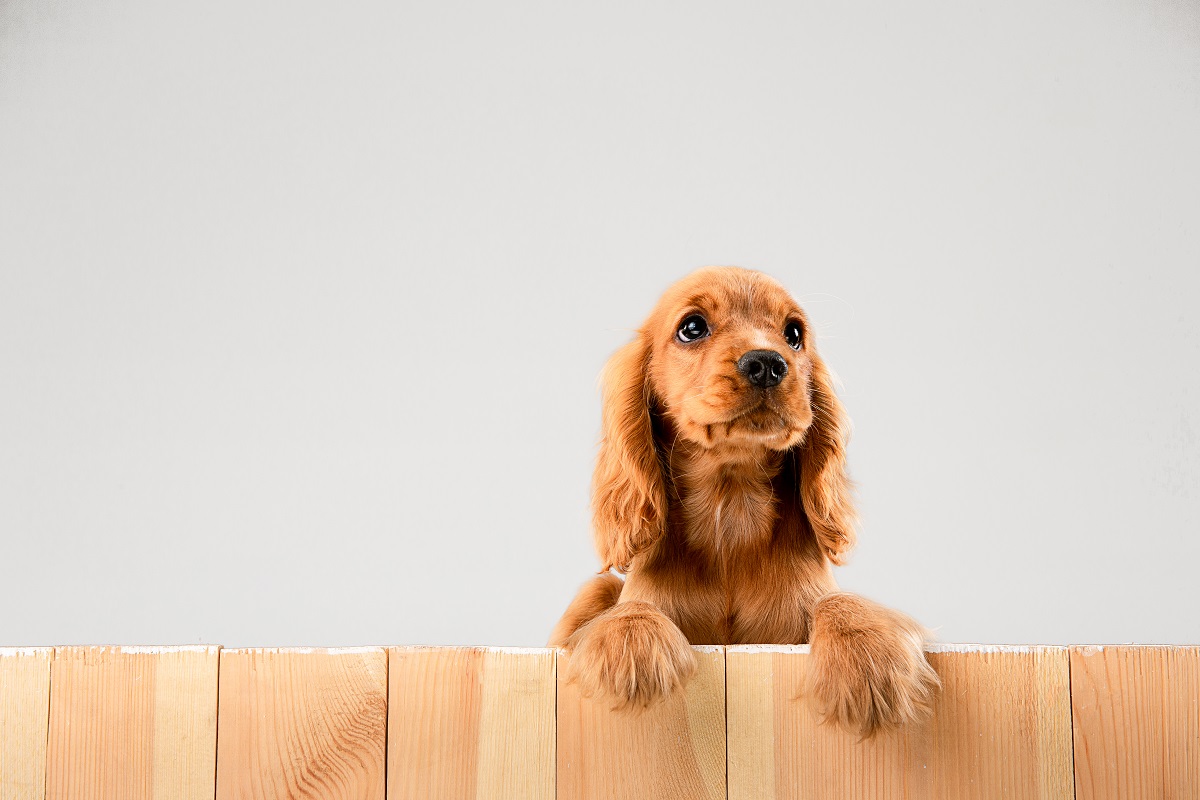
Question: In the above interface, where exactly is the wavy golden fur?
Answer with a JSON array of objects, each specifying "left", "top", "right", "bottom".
[{"left": 549, "top": 266, "right": 938, "bottom": 737}]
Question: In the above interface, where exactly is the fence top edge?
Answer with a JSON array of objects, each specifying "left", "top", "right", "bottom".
[
  {"left": 221, "top": 646, "right": 385, "bottom": 656},
  {"left": 726, "top": 643, "right": 1099, "bottom": 655},
  {"left": 0, "top": 646, "right": 54, "bottom": 657},
  {"left": 45, "top": 645, "right": 220, "bottom": 655},
  {"left": 1068, "top": 643, "right": 1200, "bottom": 653},
  {"left": 392, "top": 645, "right": 555, "bottom": 655},
  {"left": 727, "top": 644, "right": 811, "bottom": 654},
  {"left": 925, "top": 643, "right": 1066, "bottom": 653}
]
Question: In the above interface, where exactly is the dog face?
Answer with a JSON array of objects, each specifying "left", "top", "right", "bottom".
[
  {"left": 643, "top": 266, "right": 816, "bottom": 453},
  {"left": 591, "top": 266, "right": 857, "bottom": 572}
]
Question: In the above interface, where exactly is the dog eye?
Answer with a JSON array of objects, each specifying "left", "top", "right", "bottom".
[
  {"left": 784, "top": 320, "right": 804, "bottom": 350},
  {"left": 677, "top": 314, "right": 710, "bottom": 343}
]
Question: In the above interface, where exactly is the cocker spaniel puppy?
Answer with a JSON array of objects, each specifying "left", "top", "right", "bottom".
[{"left": 549, "top": 266, "right": 938, "bottom": 737}]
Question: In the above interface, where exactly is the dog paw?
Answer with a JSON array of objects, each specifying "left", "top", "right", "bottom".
[
  {"left": 565, "top": 601, "right": 696, "bottom": 710},
  {"left": 808, "top": 593, "right": 940, "bottom": 738}
]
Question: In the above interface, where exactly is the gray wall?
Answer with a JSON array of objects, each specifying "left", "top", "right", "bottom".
[{"left": 2, "top": 0, "right": 1198, "bottom": 647}]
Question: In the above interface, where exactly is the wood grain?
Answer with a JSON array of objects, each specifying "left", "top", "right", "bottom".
[
  {"left": 15, "top": 642, "right": 1200, "bottom": 796},
  {"left": 1070, "top": 645, "right": 1200, "bottom": 799},
  {"left": 0, "top": 647, "right": 52, "bottom": 800},
  {"left": 388, "top": 646, "right": 554, "bottom": 800},
  {"left": 556, "top": 645, "right": 726, "bottom": 800},
  {"left": 727, "top": 644, "right": 1074, "bottom": 800},
  {"left": 216, "top": 647, "right": 388, "bottom": 800},
  {"left": 45, "top": 645, "right": 219, "bottom": 800}
]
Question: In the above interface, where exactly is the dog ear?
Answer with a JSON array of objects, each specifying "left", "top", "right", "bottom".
[
  {"left": 591, "top": 334, "right": 668, "bottom": 573},
  {"left": 797, "top": 351, "right": 858, "bottom": 565}
]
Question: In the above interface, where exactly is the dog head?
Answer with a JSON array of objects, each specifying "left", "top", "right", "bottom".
[{"left": 593, "top": 266, "right": 856, "bottom": 570}]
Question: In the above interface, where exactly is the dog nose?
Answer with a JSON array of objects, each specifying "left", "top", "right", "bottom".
[{"left": 737, "top": 349, "right": 788, "bottom": 389}]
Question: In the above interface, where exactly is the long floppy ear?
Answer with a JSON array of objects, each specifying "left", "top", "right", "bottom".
[
  {"left": 799, "top": 352, "right": 858, "bottom": 565},
  {"left": 591, "top": 334, "right": 668, "bottom": 573}
]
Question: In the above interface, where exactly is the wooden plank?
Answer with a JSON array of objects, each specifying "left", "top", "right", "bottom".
[
  {"left": 1070, "top": 645, "right": 1200, "bottom": 799},
  {"left": 0, "top": 647, "right": 52, "bottom": 800},
  {"left": 216, "top": 647, "right": 387, "bottom": 800},
  {"left": 45, "top": 645, "right": 219, "bottom": 800},
  {"left": 556, "top": 645, "right": 725, "bottom": 800},
  {"left": 727, "top": 644, "right": 1074, "bottom": 800},
  {"left": 387, "top": 646, "right": 554, "bottom": 800}
]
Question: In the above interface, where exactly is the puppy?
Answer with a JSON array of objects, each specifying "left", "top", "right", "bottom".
[{"left": 549, "top": 266, "right": 938, "bottom": 737}]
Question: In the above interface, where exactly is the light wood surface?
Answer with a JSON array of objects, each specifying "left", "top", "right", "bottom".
[
  {"left": 556, "top": 645, "right": 726, "bottom": 800},
  {"left": 5, "top": 643, "right": 1198, "bottom": 796},
  {"left": 0, "top": 648, "right": 52, "bottom": 800},
  {"left": 215, "top": 647, "right": 388, "bottom": 800},
  {"left": 1070, "top": 645, "right": 1200, "bottom": 800},
  {"left": 45, "top": 645, "right": 219, "bottom": 800},
  {"left": 726, "top": 644, "right": 1074, "bottom": 800},
  {"left": 388, "top": 646, "right": 555, "bottom": 800}
]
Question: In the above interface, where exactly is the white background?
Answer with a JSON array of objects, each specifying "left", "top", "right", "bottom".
[{"left": 2, "top": 0, "right": 1198, "bottom": 646}]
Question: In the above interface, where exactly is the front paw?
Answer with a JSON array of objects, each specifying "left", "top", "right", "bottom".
[
  {"left": 808, "top": 593, "right": 940, "bottom": 738},
  {"left": 565, "top": 601, "right": 696, "bottom": 710}
]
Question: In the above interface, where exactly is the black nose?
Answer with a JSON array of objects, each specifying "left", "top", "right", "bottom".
[{"left": 737, "top": 349, "right": 788, "bottom": 389}]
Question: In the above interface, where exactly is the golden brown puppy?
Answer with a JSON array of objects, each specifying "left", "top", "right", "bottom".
[{"left": 549, "top": 266, "right": 938, "bottom": 737}]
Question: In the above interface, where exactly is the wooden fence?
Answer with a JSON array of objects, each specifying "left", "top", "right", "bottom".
[{"left": 1, "top": 644, "right": 1197, "bottom": 799}]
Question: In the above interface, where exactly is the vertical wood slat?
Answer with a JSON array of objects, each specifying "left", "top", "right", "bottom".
[
  {"left": 1070, "top": 645, "right": 1200, "bottom": 799},
  {"left": 727, "top": 644, "right": 1074, "bottom": 800},
  {"left": 387, "top": 646, "right": 555, "bottom": 800},
  {"left": 215, "top": 647, "right": 388, "bottom": 800},
  {"left": 44, "top": 645, "right": 219, "bottom": 800},
  {"left": 556, "top": 645, "right": 726, "bottom": 800},
  {"left": 0, "top": 648, "right": 53, "bottom": 800}
]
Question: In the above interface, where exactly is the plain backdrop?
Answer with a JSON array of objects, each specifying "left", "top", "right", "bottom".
[{"left": 2, "top": 0, "right": 1198, "bottom": 647}]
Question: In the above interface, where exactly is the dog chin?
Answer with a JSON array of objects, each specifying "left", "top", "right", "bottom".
[
  {"left": 725, "top": 424, "right": 800, "bottom": 449},
  {"left": 697, "top": 411, "right": 803, "bottom": 450}
]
